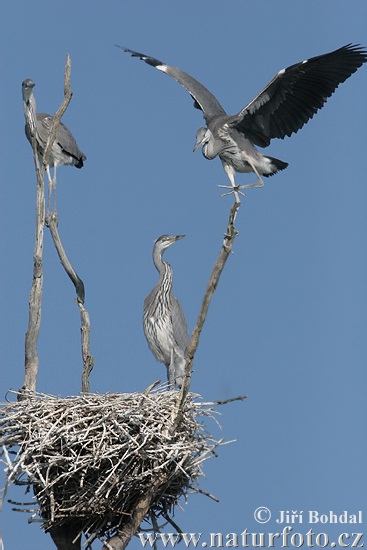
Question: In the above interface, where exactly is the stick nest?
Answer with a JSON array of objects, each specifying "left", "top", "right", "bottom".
[{"left": 0, "top": 389, "right": 221, "bottom": 543}]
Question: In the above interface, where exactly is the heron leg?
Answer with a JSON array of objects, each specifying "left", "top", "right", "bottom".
[
  {"left": 219, "top": 162, "right": 264, "bottom": 201},
  {"left": 219, "top": 165, "right": 246, "bottom": 203},
  {"left": 237, "top": 159, "right": 265, "bottom": 190},
  {"left": 52, "top": 165, "right": 58, "bottom": 214},
  {"left": 46, "top": 166, "right": 53, "bottom": 213},
  {"left": 168, "top": 349, "right": 176, "bottom": 389}
]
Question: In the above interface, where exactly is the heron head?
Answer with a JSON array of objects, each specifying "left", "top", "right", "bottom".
[
  {"left": 193, "top": 127, "right": 211, "bottom": 152},
  {"left": 154, "top": 234, "right": 185, "bottom": 255},
  {"left": 22, "top": 79, "right": 35, "bottom": 103}
]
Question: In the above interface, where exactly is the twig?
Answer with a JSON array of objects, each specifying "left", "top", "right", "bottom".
[
  {"left": 187, "top": 485, "right": 220, "bottom": 502},
  {"left": 212, "top": 394, "right": 247, "bottom": 406},
  {"left": 162, "top": 512, "right": 183, "bottom": 539}
]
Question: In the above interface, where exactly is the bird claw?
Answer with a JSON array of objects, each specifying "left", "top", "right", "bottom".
[{"left": 218, "top": 184, "right": 247, "bottom": 198}]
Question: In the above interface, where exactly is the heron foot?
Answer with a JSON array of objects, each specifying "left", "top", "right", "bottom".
[
  {"left": 219, "top": 179, "right": 264, "bottom": 194},
  {"left": 218, "top": 184, "right": 247, "bottom": 199}
]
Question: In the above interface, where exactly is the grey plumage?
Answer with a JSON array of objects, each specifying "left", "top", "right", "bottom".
[
  {"left": 143, "top": 235, "right": 189, "bottom": 388},
  {"left": 122, "top": 44, "right": 367, "bottom": 202},
  {"left": 22, "top": 78, "right": 86, "bottom": 211}
]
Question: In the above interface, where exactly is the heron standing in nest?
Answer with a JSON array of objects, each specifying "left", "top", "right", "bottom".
[{"left": 143, "top": 235, "right": 190, "bottom": 389}]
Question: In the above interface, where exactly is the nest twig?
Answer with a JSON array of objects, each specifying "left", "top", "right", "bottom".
[{"left": 0, "top": 389, "right": 223, "bottom": 546}]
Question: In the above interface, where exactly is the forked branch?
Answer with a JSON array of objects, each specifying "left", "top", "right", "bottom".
[
  {"left": 20, "top": 57, "right": 73, "bottom": 399},
  {"left": 20, "top": 53, "right": 94, "bottom": 398}
]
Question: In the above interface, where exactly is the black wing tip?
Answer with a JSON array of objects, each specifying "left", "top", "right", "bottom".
[
  {"left": 281, "top": 42, "right": 367, "bottom": 80},
  {"left": 342, "top": 42, "right": 366, "bottom": 51},
  {"left": 339, "top": 42, "right": 367, "bottom": 60},
  {"left": 115, "top": 44, "right": 164, "bottom": 68}
]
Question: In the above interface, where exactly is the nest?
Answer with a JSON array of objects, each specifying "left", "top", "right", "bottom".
[{"left": 0, "top": 388, "right": 222, "bottom": 545}]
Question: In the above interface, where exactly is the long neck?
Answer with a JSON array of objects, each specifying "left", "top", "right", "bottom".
[
  {"left": 29, "top": 93, "right": 37, "bottom": 115},
  {"left": 23, "top": 92, "right": 37, "bottom": 136},
  {"left": 23, "top": 91, "right": 37, "bottom": 115},
  {"left": 202, "top": 130, "right": 220, "bottom": 160},
  {"left": 153, "top": 249, "right": 173, "bottom": 294}
]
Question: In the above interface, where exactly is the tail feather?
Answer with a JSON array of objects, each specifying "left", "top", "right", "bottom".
[{"left": 263, "top": 156, "right": 288, "bottom": 177}]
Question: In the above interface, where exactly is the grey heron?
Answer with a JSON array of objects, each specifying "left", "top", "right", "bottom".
[
  {"left": 143, "top": 234, "right": 190, "bottom": 389},
  {"left": 122, "top": 44, "right": 367, "bottom": 203},
  {"left": 22, "top": 78, "right": 86, "bottom": 212}
]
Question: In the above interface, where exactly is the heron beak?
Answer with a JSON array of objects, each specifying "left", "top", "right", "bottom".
[
  {"left": 175, "top": 235, "right": 185, "bottom": 241},
  {"left": 193, "top": 139, "right": 202, "bottom": 153}
]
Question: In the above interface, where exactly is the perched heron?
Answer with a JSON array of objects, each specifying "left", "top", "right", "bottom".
[
  {"left": 22, "top": 78, "right": 86, "bottom": 212},
  {"left": 122, "top": 44, "right": 367, "bottom": 202},
  {"left": 143, "top": 235, "right": 190, "bottom": 389}
]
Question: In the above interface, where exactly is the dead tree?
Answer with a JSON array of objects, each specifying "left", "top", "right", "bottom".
[{"left": 1, "top": 56, "right": 245, "bottom": 550}]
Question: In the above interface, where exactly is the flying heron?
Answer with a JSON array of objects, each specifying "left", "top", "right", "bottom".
[
  {"left": 143, "top": 235, "right": 190, "bottom": 389},
  {"left": 122, "top": 44, "right": 367, "bottom": 203},
  {"left": 22, "top": 78, "right": 87, "bottom": 213}
]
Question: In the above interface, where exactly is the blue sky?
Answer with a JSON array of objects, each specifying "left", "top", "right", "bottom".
[{"left": 1, "top": 1, "right": 366, "bottom": 548}]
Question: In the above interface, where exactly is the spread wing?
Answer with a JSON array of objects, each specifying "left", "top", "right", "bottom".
[
  {"left": 233, "top": 44, "right": 367, "bottom": 147},
  {"left": 121, "top": 46, "right": 227, "bottom": 123}
]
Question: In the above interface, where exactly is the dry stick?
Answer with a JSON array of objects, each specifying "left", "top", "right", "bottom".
[
  {"left": 170, "top": 200, "right": 241, "bottom": 430},
  {"left": 47, "top": 216, "right": 94, "bottom": 393},
  {"left": 212, "top": 394, "right": 247, "bottom": 406}
]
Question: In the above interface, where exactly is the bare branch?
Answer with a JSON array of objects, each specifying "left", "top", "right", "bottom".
[
  {"left": 47, "top": 215, "right": 94, "bottom": 393},
  {"left": 21, "top": 176, "right": 44, "bottom": 398},
  {"left": 170, "top": 201, "right": 240, "bottom": 428},
  {"left": 43, "top": 54, "right": 72, "bottom": 172},
  {"left": 212, "top": 394, "right": 247, "bottom": 406},
  {"left": 80, "top": 303, "right": 94, "bottom": 394},
  {"left": 186, "top": 485, "right": 220, "bottom": 502},
  {"left": 47, "top": 215, "right": 85, "bottom": 304}
]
